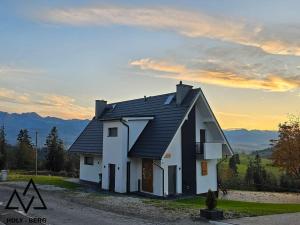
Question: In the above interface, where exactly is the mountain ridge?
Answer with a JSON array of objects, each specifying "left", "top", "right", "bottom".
[{"left": 0, "top": 111, "right": 278, "bottom": 152}]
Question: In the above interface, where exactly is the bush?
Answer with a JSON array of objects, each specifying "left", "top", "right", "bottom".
[{"left": 206, "top": 189, "right": 217, "bottom": 210}]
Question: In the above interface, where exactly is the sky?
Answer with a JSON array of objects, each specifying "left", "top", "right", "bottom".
[{"left": 0, "top": 0, "right": 299, "bottom": 130}]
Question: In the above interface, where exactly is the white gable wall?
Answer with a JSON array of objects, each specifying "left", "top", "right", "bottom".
[
  {"left": 79, "top": 154, "right": 102, "bottom": 183},
  {"left": 102, "top": 121, "right": 128, "bottom": 193},
  {"left": 195, "top": 97, "right": 221, "bottom": 194}
]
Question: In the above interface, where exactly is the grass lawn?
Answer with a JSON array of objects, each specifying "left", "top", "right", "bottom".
[
  {"left": 7, "top": 171, "right": 80, "bottom": 190},
  {"left": 146, "top": 196, "right": 300, "bottom": 217}
]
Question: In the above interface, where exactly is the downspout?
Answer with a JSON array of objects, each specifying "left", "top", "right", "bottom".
[{"left": 153, "top": 162, "right": 164, "bottom": 197}]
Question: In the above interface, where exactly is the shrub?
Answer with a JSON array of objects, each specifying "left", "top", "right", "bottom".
[{"left": 206, "top": 189, "right": 217, "bottom": 210}]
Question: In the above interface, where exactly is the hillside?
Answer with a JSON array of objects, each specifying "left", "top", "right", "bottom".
[
  {"left": 0, "top": 111, "right": 278, "bottom": 152},
  {"left": 224, "top": 129, "right": 278, "bottom": 153},
  {"left": 0, "top": 111, "right": 89, "bottom": 148}
]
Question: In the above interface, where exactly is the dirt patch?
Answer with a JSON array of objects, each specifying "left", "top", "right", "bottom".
[{"left": 220, "top": 190, "right": 300, "bottom": 203}]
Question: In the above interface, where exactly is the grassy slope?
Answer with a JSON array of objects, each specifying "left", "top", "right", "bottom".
[
  {"left": 8, "top": 171, "right": 80, "bottom": 190},
  {"left": 146, "top": 197, "right": 300, "bottom": 217}
]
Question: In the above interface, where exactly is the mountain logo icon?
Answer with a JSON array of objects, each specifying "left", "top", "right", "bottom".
[{"left": 5, "top": 178, "right": 47, "bottom": 213}]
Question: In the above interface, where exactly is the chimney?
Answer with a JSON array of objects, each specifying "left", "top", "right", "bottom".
[
  {"left": 176, "top": 81, "right": 193, "bottom": 105},
  {"left": 95, "top": 100, "right": 107, "bottom": 118}
]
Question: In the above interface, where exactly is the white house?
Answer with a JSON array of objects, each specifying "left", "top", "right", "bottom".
[{"left": 69, "top": 82, "right": 233, "bottom": 197}]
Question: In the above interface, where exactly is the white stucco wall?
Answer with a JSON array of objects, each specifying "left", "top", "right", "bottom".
[
  {"left": 196, "top": 159, "right": 217, "bottom": 194},
  {"left": 127, "top": 120, "right": 149, "bottom": 149},
  {"left": 128, "top": 158, "right": 141, "bottom": 192},
  {"left": 79, "top": 154, "right": 102, "bottom": 183},
  {"left": 153, "top": 160, "right": 163, "bottom": 196},
  {"left": 102, "top": 121, "right": 128, "bottom": 193},
  {"left": 162, "top": 127, "right": 182, "bottom": 196}
]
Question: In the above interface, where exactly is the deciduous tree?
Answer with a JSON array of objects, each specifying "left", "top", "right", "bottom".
[{"left": 272, "top": 116, "right": 300, "bottom": 178}]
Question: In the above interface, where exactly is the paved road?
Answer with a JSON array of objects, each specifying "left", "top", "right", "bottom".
[
  {"left": 0, "top": 184, "right": 208, "bottom": 225},
  {"left": 224, "top": 212, "right": 300, "bottom": 225}
]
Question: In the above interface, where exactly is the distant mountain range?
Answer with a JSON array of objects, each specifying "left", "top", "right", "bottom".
[
  {"left": 0, "top": 111, "right": 89, "bottom": 148},
  {"left": 0, "top": 111, "right": 278, "bottom": 152}
]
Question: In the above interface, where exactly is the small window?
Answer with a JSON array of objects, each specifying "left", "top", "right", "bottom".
[
  {"left": 84, "top": 156, "right": 94, "bottom": 165},
  {"left": 108, "top": 127, "right": 118, "bottom": 137},
  {"left": 201, "top": 160, "right": 208, "bottom": 176}
]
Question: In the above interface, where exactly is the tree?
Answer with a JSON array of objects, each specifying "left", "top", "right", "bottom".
[
  {"left": 229, "top": 154, "right": 239, "bottom": 175},
  {"left": 16, "top": 129, "right": 35, "bottom": 169},
  {"left": 206, "top": 189, "right": 217, "bottom": 210},
  {"left": 45, "top": 127, "right": 65, "bottom": 172},
  {"left": 272, "top": 116, "right": 300, "bottom": 178},
  {"left": 0, "top": 126, "right": 7, "bottom": 169},
  {"left": 245, "top": 152, "right": 268, "bottom": 190}
]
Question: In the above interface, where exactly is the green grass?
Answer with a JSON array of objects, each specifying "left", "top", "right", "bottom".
[
  {"left": 146, "top": 196, "right": 300, "bottom": 217},
  {"left": 8, "top": 171, "right": 80, "bottom": 190}
]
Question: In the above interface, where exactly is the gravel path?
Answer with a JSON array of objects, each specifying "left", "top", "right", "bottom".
[
  {"left": 220, "top": 190, "right": 300, "bottom": 204},
  {"left": 0, "top": 183, "right": 208, "bottom": 225}
]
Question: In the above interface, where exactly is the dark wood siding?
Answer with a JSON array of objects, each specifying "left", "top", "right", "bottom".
[{"left": 181, "top": 106, "right": 196, "bottom": 194}]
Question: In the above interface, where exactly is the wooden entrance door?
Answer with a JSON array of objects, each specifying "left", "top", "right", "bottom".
[
  {"left": 142, "top": 159, "right": 153, "bottom": 193},
  {"left": 109, "top": 164, "right": 115, "bottom": 192}
]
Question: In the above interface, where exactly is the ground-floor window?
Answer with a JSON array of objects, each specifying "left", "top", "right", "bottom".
[{"left": 84, "top": 156, "right": 94, "bottom": 165}]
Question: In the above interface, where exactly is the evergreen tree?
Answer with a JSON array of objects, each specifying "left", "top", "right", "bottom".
[
  {"left": 234, "top": 153, "right": 240, "bottom": 164},
  {"left": 245, "top": 152, "right": 268, "bottom": 190},
  {"left": 45, "top": 127, "right": 65, "bottom": 172},
  {"left": 16, "top": 129, "right": 34, "bottom": 169},
  {"left": 0, "top": 126, "right": 7, "bottom": 169},
  {"left": 229, "top": 154, "right": 240, "bottom": 175}
]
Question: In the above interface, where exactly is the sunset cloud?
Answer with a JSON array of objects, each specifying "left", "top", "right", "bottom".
[
  {"left": 38, "top": 5, "right": 300, "bottom": 56},
  {"left": 130, "top": 58, "right": 300, "bottom": 92},
  {"left": 0, "top": 88, "right": 93, "bottom": 119},
  {"left": 0, "top": 65, "right": 43, "bottom": 76}
]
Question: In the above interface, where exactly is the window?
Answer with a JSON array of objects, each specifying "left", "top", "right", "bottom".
[
  {"left": 201, "top": 160, "right": 208, "bottom": 176},
  {"left": 84, "top": 156, "right": 94, "bottom": 165},
  {"left": 108, "top": 127, "right": 118, "bottom": 137}
]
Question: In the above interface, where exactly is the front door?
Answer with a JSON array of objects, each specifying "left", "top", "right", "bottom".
[
  {"left": 109, "top": 164, "right": 115, "bottom": 192},
  {"left": 142, "top": 159, "right": 153, "bottom": 193},
  {"left": 168, "top": 165, "right": 177, "bottom": 195}
]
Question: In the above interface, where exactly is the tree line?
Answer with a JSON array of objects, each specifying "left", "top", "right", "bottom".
[
  {"left": 220, "top": 116, "right": 300, "bottom": 192},
  {"left": 0, "top": 126, "right": 78, "bottom": 176}
]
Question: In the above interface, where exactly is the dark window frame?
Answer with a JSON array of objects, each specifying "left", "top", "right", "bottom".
[
  {"left": 84, "top": 156, "right": 94, "bottom": 165},
  {"left": 108, "top": 127, "right": 118, "bottom": 137}
]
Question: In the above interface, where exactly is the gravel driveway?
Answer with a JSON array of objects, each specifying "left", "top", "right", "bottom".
[
  {"left": 0, "top": 183, "right": 208, "bottom": 225},
  {"left": 220, "top": 190, "right": 300, "bottom": 204}
]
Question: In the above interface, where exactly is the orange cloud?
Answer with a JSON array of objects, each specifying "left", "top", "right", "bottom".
[
  {"left": 0, "top": 88, "right": 93, "bottom": 119},
  {"left": 130, "top": 58, "right": 300, "bottom": 92},
  {"left": 39, "top": 6, "right": 300, "bottom": 56}
]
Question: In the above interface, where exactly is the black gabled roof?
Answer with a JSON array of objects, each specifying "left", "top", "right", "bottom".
[
  {"left": 68, "top": 119, "right": 103, "bottom": 154},
  {"left": 69, "top": 88, "right": 200, "bottom": 158}
]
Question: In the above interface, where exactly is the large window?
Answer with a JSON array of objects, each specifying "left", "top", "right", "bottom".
[
  {"left": 84, "top": 156, "right": 94, "bottom": 165},
  {"left": 108, "top": 127, "right": 118, "bottom": 137}
]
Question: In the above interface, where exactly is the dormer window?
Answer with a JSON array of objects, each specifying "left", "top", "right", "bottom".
[{"left": 108, "top": 127, "right": 118, "bottom": 137}]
